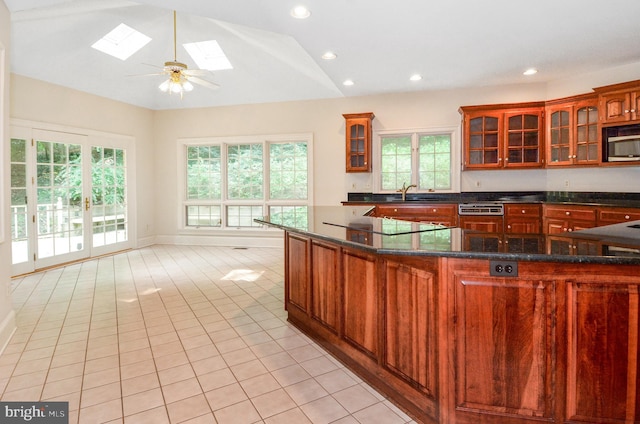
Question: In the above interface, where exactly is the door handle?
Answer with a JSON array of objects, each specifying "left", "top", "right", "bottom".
[{"left": 85, "top": 197, "right": 90, "bottom": 211}]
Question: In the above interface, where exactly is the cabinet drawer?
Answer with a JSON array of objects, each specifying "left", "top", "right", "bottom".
[
  {"left": 543, "top": 205, "right": 596, "bottom": 221},
  {"left": 598, "top": 208, "right": 640, "bottom": 224},
  {"left": 375, "top": 204, "right": 457, "bottom": 217},
  {"left": 505, "top": 204, "right": 541, "bottom": 218}
]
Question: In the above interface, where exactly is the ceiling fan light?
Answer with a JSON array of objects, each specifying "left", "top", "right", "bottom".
[
  {"left": 170, "top": 83, "right": 183, "bottom": 94},
  {"left": 183, "top": 81, "right": 194, "bottom": 92},
  {"left": 159, "top": 80, "right": 171, "bottom": 92}
]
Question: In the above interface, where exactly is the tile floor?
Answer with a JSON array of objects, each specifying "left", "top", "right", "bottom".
[{"left": 0, "top": 245, "right": 416, "bottom": 423}]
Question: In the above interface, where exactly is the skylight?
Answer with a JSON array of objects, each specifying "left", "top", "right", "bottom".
[
  {"left": 184, "top": 40, "right": 233, "bottom": 71},
  {"left": 91, "top": 23, "right": 151, "bottom": 61}
]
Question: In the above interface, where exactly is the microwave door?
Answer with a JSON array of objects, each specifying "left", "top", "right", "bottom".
[{"left": 608, "top": 138, "right": 640, "bottom": 160}]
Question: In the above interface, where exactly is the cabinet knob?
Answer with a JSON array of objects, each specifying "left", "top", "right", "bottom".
[
  {"left": 393, "top": 208, "right": 398, "bottom": 212},
  {"left": 507, "top": 225, "right": 512, "bottom": 229},
  {"left": 568, "top": 228, "right": 573, "bottom": 232},
  {"left": 565, "top": 211, "right": 570, "bottom": 216},
  {"left": 563, "top": 228, "right": 568, "bottom": 232},
  {"left": 625, "top": 109, "right": 630, "bottom": 113},
  {"left": 432, "top": 209, "right": 437, "bottom": 212},
  {"left": 521, "top": 209, "right": 526, "bottom": 214},
  {"left": 625, "top": 215, "right": 630, "bottom": 219},
  {"left": 631, "top": 109, "right": 636, "bottom": 113}
]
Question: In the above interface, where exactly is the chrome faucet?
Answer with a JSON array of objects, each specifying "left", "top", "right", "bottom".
[{"left": 397, "top": 182, "right": 417, "bottom": 201}]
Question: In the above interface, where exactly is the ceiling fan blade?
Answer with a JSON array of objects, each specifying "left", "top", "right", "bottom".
[
  {"left": 128, "top": 72, "right": 166, "bottom": 77},
  {"left": 188, "top": 76, "right": 220, "bottom": 90},
  {"left": 183, "top": 69, "right": 211, "bottom": 76}
]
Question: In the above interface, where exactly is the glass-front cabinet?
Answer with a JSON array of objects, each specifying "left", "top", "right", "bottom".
[
  {"left": 546, "top": 94, "right": 599, "bottom": 166},
  {"left": 460, "top": 103, "right": 545, "bottom": 169},
  {"left": 344, "top": 112, "right": 375, "bottom": 172}
]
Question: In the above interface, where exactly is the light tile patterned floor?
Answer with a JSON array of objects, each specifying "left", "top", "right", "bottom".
[{"left": 0, "top": 245, "right": 416, "bottom": 424}]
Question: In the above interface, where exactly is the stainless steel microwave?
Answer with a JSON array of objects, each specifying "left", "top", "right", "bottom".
[{"left": 607, "top": 134, "right": 640, "bottom": 162}]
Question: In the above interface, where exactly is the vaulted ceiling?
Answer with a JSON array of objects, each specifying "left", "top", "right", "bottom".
[{"left": 6, "top": 0, "right": 640, "bottom": 110}]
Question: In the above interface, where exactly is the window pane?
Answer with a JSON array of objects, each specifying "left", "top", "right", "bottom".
[
  {"left": 419, "top": 134, "right": 451, "bottom": 190},
  {"left": 186, "top": 145, "right": 221, "bottom": 200},
  {"left": 270, "top": 142, "right": 308, "bottom": 200},
  {"left": 186, "top": 205, "right": 221, "bottom": 227},
  {"left": 227, "top": 205, "right": 263, "bottom": 227},
  {"left": 228, "top": 144, "right": 263, "bottom": 199},
  {"left": 269, "top": 206, "right": 308, "bottom": 229},
  {"left": 380, "top": 136, "right": 412, "bottom": 191}
]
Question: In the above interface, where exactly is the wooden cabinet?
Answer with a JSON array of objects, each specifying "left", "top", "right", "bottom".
[
  {"left": 373, "top": 203, "right": 458, "bottom": 226},
  {"left": 459, "top": 215, "right": 504, "bottom": 232},
  {"left": 597, "top": 206, "right": 640, "bottom": 226},
  {"left": 505, "top": 203, "right": 541, "bottom": 233},
  {"left": 546, "top": 95, "right": 599, "bottom": 166},
  {"left": 543, "top": 204, "right": 597, "bottom": 234},
  {"left": 460, "top": 103, "right": 545, "bottom": 169},
  {"left": 595, "top": 80, "right": 640, "bottom": 125},
  {"left": 344, "top": 112, "right": 374, "bottom": 173}
]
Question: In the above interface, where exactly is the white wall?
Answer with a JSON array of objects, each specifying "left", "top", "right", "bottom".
[{"left": 0, "top": 0, "right": 16, "bottom": 352}]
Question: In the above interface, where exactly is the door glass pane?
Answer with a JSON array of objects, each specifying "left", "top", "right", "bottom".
[
  {"left": 91, "top": 146, "right": 127, "bottom": 248},
  {"left": 36, "top": 141, "right": 83, "bottom": 259},
  {"left": 11, "top": 139, "right": 29, "bottom": 264}
]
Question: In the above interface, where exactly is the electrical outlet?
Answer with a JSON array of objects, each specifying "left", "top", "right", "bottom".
[{"left": 489, "top": 260, "right": 518, "bottom": 277}]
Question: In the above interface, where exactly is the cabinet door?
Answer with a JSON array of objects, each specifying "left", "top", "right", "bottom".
[
  {"left": 342, "top": 249, "right": 378, "bottom": 357},
  {"left": 598, "top": 207, "right": 640, "bottom": 226},
  {"left": 452, "top": 265, "right": 556, "bottom": 420},
  {"left": 311, "top": 240, "right": 341, "bottom": 332},
  {"left": 547, "top": 107, "right": 572, "bottom": 165},
  {"left": 464, "top": 113, "right": 502, "bottom": 168},
  {"left": 344, "top": 113, "right": 374, "bottom": 173},
  {"left": 286, "top": 233, "right": 310, "bottom": 313},
  {"left": 574, "top": 102, "right": 600, "bottom": 164},
  {"left": 459, "top": 215, "right": 504, "bottom": 233},
  {"left": 385, "top": 260, "right": 437, "bottom": 396},
  {"left": 504, "top": 109, "right": 543, "bottom": 168},
  {"left": 600, "top": 91, "right": 631, "bottom": 124},
  {"left": 566, "top": 279, "right": 640, "bottom": 423}
]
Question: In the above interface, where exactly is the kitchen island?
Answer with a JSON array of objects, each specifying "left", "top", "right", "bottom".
[{"left": 256, "top": 206, "right": 640, "bottom": 424}]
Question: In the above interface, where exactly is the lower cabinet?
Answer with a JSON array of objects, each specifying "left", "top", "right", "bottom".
[{"left": 284, "top": 231, "right": 640, "bottom": 424}]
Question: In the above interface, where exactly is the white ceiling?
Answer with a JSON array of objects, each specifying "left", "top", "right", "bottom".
[{"left": 6, "top": 0, "right": 640, "bottom": 110}]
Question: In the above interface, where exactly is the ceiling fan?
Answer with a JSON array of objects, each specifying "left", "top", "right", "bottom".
[{"left": 153, "top": 10, "right": 219, "bottom": 96}]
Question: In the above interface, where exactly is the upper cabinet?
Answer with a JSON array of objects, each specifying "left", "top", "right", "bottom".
[
  {"left": 546, "top": 94, "right": 599, "bottom": 166},
  {"left": 343, "top": 112, "right": 375, "bottom": 173},
  {"left": 594, "top": 80, "right": 640, "bottom": 125},
  {"left": 460, "top": 103, "right": 545, "bottom": 170}
]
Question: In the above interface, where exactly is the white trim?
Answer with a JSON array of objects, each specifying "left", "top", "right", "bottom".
[
  {"left": 155, "top": 232, "right": 284, "bottom": 248},
  {"left": 373, "top": 125, "right": 461, "bottom": 193},
  {"left": 0, "top": 43, "right": 5, "bottom": 243}
]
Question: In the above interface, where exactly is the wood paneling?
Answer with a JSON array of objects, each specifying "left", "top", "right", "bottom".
[
  {"left": 566, "top": 280, "right": 640, "bottom": 423},
  {"left": 286, "top": 233, "right": 309, "bottom": 313},
  {"left": 454, "top": 273, "right": 554, "bottom": 419},
  {"left": 385, "top": 260, "right": 437, "bottom": 396},
  {"left": 311, "top": 240, "right": 340, "bottom": 332},
  {"left": 342, "top": 249, "right": 378, "bottom": 357}
]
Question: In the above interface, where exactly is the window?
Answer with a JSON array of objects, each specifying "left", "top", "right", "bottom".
[
  {"left": 376, "top": 128, "right": 459, "bottom": 193},
  {"left": 180, "top": 134, "right": 312, "bottom": 230}
]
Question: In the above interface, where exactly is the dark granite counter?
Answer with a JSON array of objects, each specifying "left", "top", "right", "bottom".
[
  {"left": 344, "top": 191, "right": 640, "bottom": 208},
  {"left": 256, "top": 205, "right": 640, "bottom": 265}
]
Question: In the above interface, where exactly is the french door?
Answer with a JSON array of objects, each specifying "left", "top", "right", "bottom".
[{"left": 11, "top": 127, "right": 132, "bottom": 275}]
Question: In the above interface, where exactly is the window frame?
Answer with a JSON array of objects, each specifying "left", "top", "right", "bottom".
[
  {"left": 177, "top": 133, "right": 313, "bottom": 232},
  {"left": 373, "top": 126, "right": 461, "bottom": 194}
]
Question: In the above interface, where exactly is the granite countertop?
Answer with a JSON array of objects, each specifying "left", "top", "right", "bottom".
[
  {"left": 344, "top": 191, "right": 640, "bottom": 208},
  {"left": 256, "top": 205, "right": 640, "bottom": 265}
]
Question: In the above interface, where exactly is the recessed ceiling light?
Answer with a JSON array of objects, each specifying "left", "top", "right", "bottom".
[
  {"left": 184, "top": 40, "right": 233, "bottom": 71},
  {"left": 409, "top": 74, "right": 422, "bottom": 81},
  {"left": 322, "top": 51, "right": 337, "bottom": 60},
  {"left": 343, "top": 79, "right": 354, "bottom": 86},
  {"left": 91, "top": 23, "right": 151, "bottom": 61},
  {"left": 291, "top": 6, "right": 311, "bottom": 19},
  {"left": 523, "top": 68, "right": 538, "bottom": 76}
]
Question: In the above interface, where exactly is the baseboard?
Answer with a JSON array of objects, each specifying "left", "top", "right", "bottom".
[
  {"left": 154, "top": 233, "right": 284, "bottom": 248},
  {"left": 0, "top": 309, "right": 16, "bottom": 355}
]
